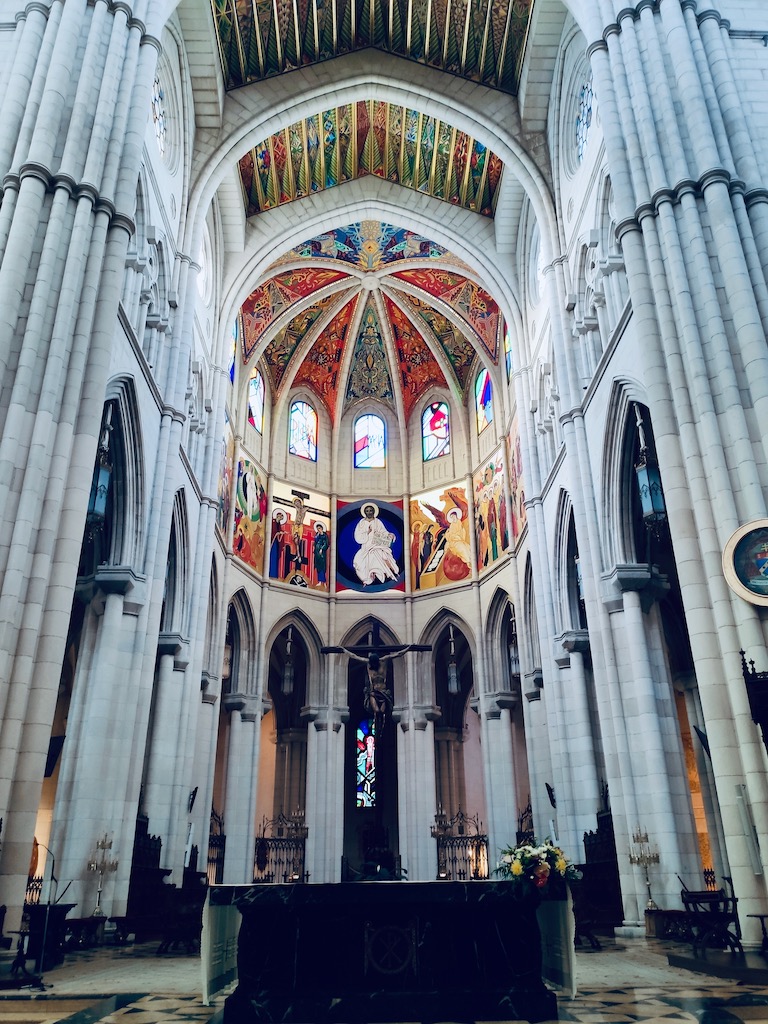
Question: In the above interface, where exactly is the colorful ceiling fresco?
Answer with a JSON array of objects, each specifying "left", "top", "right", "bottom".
[
  {"left": 398, "top": 293, "right": 478, "bottom": 392},
  {"left": 385, "top": 295, "right": 448, "bottom": 420},
  {"left": 262, "top": 290, "right": 350, "bottom": 392},
  {"left": 212, "top": 0, "right": 533, "bottom": 95},
  {"left": 239, "top": 223, "right": 507, "bottom": 423},
  {"left": 238, "top": 102, "right": 504, "bottom": 218},
  {"left": 292, "top": 295, "right": 359, "bottom": 421},
  {"left": 283, "top": 221, "right": 451, "bottom": 271},
  {"left": 241, "top": 268, "right": 350, "bottom": 359},
  {"left": 345, "top": 302, "right": 395, "bottom": 403},
  {"left": 392, "top": 268, "right": 501, "bottom": 361}
]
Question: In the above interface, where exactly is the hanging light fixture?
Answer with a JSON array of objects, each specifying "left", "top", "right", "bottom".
[
  {"left": 282, "top": 626, "right": 294, "bottom": 695},
  {"left": 633, "top": 404, "right": 666, "bottom": 532},
  {"left": 86, "top": 405, "right": 114, "bottom": 536},
  {"left": 447, "top": 625, "right": 459, "bottom": 695}
]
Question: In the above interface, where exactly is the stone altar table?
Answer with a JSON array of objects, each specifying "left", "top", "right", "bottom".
[{"left": 218, "top": 881, "right": 558, "bottom": 1022}]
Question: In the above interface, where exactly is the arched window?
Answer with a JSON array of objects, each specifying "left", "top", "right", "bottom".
[
  {"left": 289, "top": 400, "right": 318, "bottom": 461},
  {"left": 503, "top": 327, "right": 512, "bottom": 383},
  {"left": 475, "top": 369, "right": 493, "bottom": 433},
  {"left": 248, "top": 369, "right": 265, "bottom": 432},
  {"left": 422, "top": 402, "right": 450, "bottom": 461},
  {"left": 229, "top": 316, "right": 239, "bottom": 385},
  {"left": 354, "top": 413, "right": 386, "bottom": 468},
  {"left": 576, "top": 77, "right": 594, "bottom": 164}
]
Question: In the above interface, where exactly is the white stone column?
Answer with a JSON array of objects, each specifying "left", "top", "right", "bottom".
[
  {"left": 222, "top": 696, "right": 248, "bottom": 884},
  {"left": 483, "top": 707, "right": 518, "bottom": 862},
  {"left": 397, "top": 712, "right": 437, "bottom": 882}
]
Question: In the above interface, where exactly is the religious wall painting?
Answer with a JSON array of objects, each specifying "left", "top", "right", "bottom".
[
  {"left": 399, "top": 294, "right": 476, "bottom": 392},
  {"left": 216, "top": 414, "right": 235, "bottom": 533},
  {"left": 391, "top": 268, "right": 500, "bottom": 362},
  {"left": 292, "top": 294, "right": 359, "bottom": 422},
  {"left": 507, "top": 413, "right": 527, "bottom": 545},
  {"left": 410, "top": 485, "right": 471, "bottom": 592},
  {"left": 269, "top": 481, "right": 331, "bottom": 591},
  {"left": 473, "top": 451, "right": 509, "bottom": 573},
  {"left": 240, "top": 268, "right": 350, "bottom": 359},
  {"left": 262, "top": 291, "right": 345, "bottom": 393},
  {"left": 336, "top": 498, "right": 405, "bottom": 593},
  {"left": 233, "top": 458, "right": 268, "bottom": 572},
  {"left": 237, "top": 101, "right": 504, "bottom": 217},
  {"left": 385, "top": 295, "right": 447, "bottom": 420},
  {"left": 345, "top": 303, "right": 394, "bottom": 404},
  {"left": 282, "top": 221, "right": 454, "bottom": 272}
]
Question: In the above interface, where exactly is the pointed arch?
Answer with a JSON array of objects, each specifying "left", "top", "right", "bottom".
[
  {"left": 263, "top": 607, "right": 326, "bottom": 706},
  {"left": 102, "top": 376, "right": 146, "bottom": 569},
  {"left": 223, "top": 588, "right": 257, "bottom": 694},
  {"left": 161, "top": 490, "right": 189, "bottom": 635},
  {"left": 600, "top": 378, "right": 648, "bottom": 570},
  {"left": 485, "top": 587, "right": 520, "bottom": 699},
  {"left": 523, "top": 553, "right": 543, "bottom": 700}
]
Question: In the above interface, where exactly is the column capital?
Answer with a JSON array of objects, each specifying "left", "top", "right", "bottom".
[
  {"left": 484, "top": 691, "right": 519, "bottom": 719},
  {"left": 523, "top": 668, "right": 543, "bottom": 702},
  {"left": 603, "top": 563, "right": 670, "bottom": 610},
  {"left": 223, "top": 692, "right": 246, "bottom": 713},
  {"left": 157, "top": 631, "right": 189, "bottom": 668}
]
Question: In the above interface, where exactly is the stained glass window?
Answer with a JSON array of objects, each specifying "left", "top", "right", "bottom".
[
  {"left": 248, "top": 369, "right": 265, "bottom": 432},
  {"left": 229, "top": 317, "right": 238, "bottom": 385},
  {"left": 422, "top": 402, "right": 450, "bottom": 461},
  {"left": 356, "top": 718, "right": 376, "bottom": 807},
  {"left": 354, "top": 414, "right": 386, "bottom": 468},
  {"left": 576, "top": 78, "right": 593, "bottom": 163},
  {"left": 504, "top": 328, "right": 512, "bottom": 383},
  {"left": 289, "top": 400, "right": 318, "bottom": 461},
  {"left": 151, "top": 74, "right": 166, "bottom": 159},
  {"left": 475, "top": 370, "right": 493, "bottom": 433}
]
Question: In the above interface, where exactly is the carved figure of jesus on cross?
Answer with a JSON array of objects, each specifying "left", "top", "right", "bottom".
[{"left": 322, "top": 623, "right": 431, "bottom": 739}]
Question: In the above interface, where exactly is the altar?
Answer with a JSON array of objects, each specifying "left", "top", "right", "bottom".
[{"left": 214, "top": 881, "right": 558, "bottom": 1023}]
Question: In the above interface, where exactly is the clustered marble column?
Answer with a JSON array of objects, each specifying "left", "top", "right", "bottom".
[
  {"left": 0, "top": 0, "right": 165, "bottom": 929},
  {"left": 579, "top": 0, "right": 768, "bottom": 932}
]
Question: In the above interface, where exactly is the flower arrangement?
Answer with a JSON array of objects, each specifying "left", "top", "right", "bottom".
[{"left": 495, "top": 838, "right": 581, "bottom": 892}]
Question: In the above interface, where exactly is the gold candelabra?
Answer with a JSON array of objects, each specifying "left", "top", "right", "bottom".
[
  {"left": 88, "top": 833, "right": 118, "bottom": 917},
  {"left": 629, "top": 827, "right": 660, "bottom": 910}
]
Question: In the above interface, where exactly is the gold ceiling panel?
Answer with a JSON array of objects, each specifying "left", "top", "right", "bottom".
[{"left": 212, "top": 0, "right": 532, "bottom": 94}]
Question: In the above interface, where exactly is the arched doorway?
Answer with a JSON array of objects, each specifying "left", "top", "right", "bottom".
[{"left": 341, "top": 620, "right": 402, "bottom": 880}]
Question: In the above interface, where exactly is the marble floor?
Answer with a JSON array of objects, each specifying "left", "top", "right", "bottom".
[{"left": 2, "top": 937, "right": 768, "bottom": 1023}]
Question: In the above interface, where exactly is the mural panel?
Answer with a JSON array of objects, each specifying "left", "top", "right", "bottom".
[
  {"left": 409, "top": 485, "right": 472, "bottom": 591},
  {"left": 216, "top": 414, "right": 234, "bottom": 533},
  {"left": 233, "top": 458, "right": 268, "bottom": 573},
  {"left": 508, "top": 414, "right": 527, "bottom": 545},
  {"left": 269, "top": 482, "right": 332, "bottom": 591},
  {"left": 473, "top": 451, "right": 509, "bottom": 573},
  {"left": 337, "top": 498, "right": 405, "bottom": 593}
]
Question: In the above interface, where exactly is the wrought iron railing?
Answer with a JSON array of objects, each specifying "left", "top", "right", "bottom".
[
  {"left": 431, "top": 809, "right": 489, "bottom": 880},
  {"left": 253, "top": 811, "right": 307, "bottom": 884},
  {"left": 25, "top": 875, "right": 43, "bottom": 906},
  {"left": 207, "top": 808, "right": 226, "bottom": 885}
]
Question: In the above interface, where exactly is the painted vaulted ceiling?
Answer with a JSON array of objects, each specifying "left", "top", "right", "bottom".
[
  {"left": 238, "top": 100, "right": 504, "bottom": 217},
  {"left": 211, "top": 0, "right": 533, "bottom": 95},
  {"left": 239, "top": 221, "right": 508, "bottom": 423}
]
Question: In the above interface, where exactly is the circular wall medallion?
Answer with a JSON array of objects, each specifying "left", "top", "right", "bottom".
[{"left": 723, "top": 519, "right": 768, "bottom": 606}]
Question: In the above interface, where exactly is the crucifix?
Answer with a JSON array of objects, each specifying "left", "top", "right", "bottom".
[{"left": 322, "top": 623, "right": 431, "bottom": 738}]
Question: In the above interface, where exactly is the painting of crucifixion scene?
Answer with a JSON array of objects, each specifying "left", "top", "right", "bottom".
[{"left": 269, "top": 481, "right": 331, "bottom": 591}]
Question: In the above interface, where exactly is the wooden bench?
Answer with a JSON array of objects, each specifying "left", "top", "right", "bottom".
[{"left": 681, "top": 882, "right": 743, "bottom": 958}]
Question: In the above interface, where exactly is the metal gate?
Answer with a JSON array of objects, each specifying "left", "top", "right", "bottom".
[{"left": 253, "top": 811, "right": 308, "bottom": 883}]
